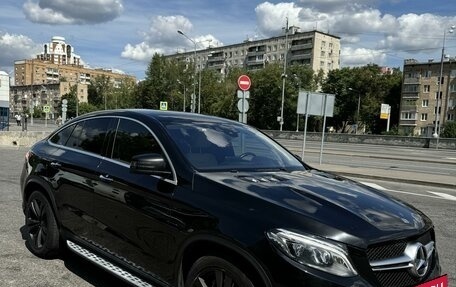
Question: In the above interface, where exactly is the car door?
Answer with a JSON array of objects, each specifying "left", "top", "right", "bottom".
[
  {"left": 48, "top": 117, "right": 114, "bottom": 242},
  {"left": 91, "top": 117, "right": 180, "bottom": 282}
]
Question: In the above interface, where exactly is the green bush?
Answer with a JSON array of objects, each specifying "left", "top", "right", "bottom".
[{"left": 441, "top": 121, "right": 456, "bottom": 138}]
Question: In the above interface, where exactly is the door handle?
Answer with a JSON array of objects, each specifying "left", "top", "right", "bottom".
[
  {"left": 99, "top": 174, "right": 114, "bottom": 183},
  {"left": 50, "top": 162, "right": 61, "bottom": 168}
]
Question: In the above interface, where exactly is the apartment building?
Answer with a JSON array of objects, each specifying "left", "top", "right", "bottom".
[
  {"left": 10, "top": 36, "right": 136, "bottom": 119},
  {"left": 0, "top": 71, "right": 9, "bottom": 129},
  {"left": 167, "top": 29, "right": 341, "bottom": 75},
  {"left": 399, "top": 58, "right": 456, "bottom": 136}
]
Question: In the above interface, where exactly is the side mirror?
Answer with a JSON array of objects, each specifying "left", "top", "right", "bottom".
[{"left": 130, "top": 153, "right": 171, "bottom": 176}]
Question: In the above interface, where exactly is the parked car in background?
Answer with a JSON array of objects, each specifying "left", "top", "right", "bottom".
[{"left": 20, "top": 109, "right": 441, "bottom": 287}]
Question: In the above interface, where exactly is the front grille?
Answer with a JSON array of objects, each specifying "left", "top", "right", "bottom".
[
  {"left": 375, "top": 269, "right": 421, "bottom": 287},
  {"left": 367, "top": 240, "right": 406, "bottom": 261},
  {"left": 365, "top": 231, "right": 435, "bottom": 287}
]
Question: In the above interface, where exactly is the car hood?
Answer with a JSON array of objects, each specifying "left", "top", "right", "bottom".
[{"left": 196, "top": 169, "right": 432, "bottom": 247}]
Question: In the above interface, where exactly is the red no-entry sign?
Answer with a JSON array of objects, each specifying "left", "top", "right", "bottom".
[{"left": 237, "top": 75, "right": 251, "bottom": 91}]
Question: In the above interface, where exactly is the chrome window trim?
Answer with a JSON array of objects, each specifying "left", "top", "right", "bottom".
[{"left": 47, "top": 115, "right": 178, "bottom": 186}]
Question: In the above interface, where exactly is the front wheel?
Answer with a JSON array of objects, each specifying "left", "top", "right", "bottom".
[
  {"left": 25, "top": 190, "right": 60, "bottom": 258},
  {"left": 185, "top": 256, "right": 254, "bottom": 287}
]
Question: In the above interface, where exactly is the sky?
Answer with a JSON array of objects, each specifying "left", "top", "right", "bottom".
[{"left": 1, "top": 0, "right": 456, "bottom": 81}]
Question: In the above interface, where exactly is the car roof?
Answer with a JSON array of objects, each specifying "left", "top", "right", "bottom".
[{"left": 74, "top": 109, "right": 241, "bottom": 125}]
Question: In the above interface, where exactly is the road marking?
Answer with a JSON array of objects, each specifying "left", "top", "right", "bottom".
[
  {"left": 445, "top": 157, "right": 456, "bottom": 160},
  {"left": 360, "top": 182, "right": 387, "bottom": 190},
  {"left": 427, "top": 192, "right": 456, "bottom": 201},
  {"left": 360, "top": 181, "right": 454, "bottom": 201}
]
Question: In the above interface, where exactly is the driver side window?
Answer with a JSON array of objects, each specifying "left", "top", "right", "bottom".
[{"left": 112, "top": 119, "right": 163, "bottom": 164}]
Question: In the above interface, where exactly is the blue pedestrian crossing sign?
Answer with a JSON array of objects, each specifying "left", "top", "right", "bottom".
[{"left": 160, "top": 101, "right": 168, "bottom": 111}]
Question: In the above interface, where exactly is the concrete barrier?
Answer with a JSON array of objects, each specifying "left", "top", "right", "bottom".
[
  {"left": 263, "top": 130, "right": 456, "bottom": 150},
  {"left": 0, "top": 131, "right": 49, "bottom": 147}
]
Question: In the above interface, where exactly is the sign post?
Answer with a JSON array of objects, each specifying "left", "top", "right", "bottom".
[
  {"left": 43, "top": 105, "right": 50, "bottom": 127},
  {"left": 160, "top": 101, "right": 168, "bottom": 111},
  {"left": 380, "top": 103, "right": 391, "bottom": 132},
  {"left": 237, "top": 75, "right": 251, "bottom": 123},
  {"left": 297, "top": 91, "right": 335, "bottom": 163},
  {"left": 61, "top": 99, "right": 68, "bottom": 124}
]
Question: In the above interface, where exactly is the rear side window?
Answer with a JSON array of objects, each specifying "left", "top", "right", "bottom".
[
  {"left": 65, "top": 118, "right": 112, "bottom": 155},
  {"left": 49, "top": 124, "right": 75, "bottom": 146},
  {"left": 111, "top": 119, "right": 163, "bottom": 164}
]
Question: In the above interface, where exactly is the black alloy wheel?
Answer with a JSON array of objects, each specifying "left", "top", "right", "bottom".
[
  {"left": 185, "top": 256, "right": 255, "bottom": 287},
  {"left": 25, "top": 190, "right": 60, "bottom": 258}
]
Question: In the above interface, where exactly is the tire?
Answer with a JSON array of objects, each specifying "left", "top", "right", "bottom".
[
  {"left": 24, "top": 190, "right": 60, "bottom": 258},
  {"left": 185, "top": 256, "right": 255, "bottom": 287}
]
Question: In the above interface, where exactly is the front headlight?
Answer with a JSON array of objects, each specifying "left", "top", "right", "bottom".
[{"left": 266, "top": 229, "right": 357, "bottom": 277}]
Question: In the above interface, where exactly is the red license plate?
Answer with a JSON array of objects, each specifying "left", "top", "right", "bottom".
[{"left": 415, "top": 274, "right": 448, "bottom": 287}]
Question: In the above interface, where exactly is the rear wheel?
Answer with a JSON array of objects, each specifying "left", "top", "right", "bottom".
[
  {"left": 185, "top": 256, "right": 254, "bottom": 287},
  {"left": 25, "top": 190, "right": 60, "bottom": 258}
]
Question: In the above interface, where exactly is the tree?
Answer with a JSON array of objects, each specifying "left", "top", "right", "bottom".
[
  {"left": 88, "top": 75, "right": 112, "bottom": 109},
  {"left": 321, "top": 65, "right": 402, "bottom": 134},
  {"left": 60, "top": 85, "right": 78, "bottom": 118},
  {"left": 441, "top": 121, "right": 456, "bottom": 138},
  {"left": 78, "top": 102, "right": 98, "bottom": 115}
]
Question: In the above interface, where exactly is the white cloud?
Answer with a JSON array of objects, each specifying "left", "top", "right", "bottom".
[
  {"left": 121, "top": 42, "right": 164, "bottom": 61},
  {"left": 341, "top": 47, "right": 386, "bottom": 66},
  {"left": 121, "top": 15, "right": 223, "bottom": 62},
  {"left": 296, "top": 0, "right": 375, "bottom": 13},
  {"left": 379, "top": 14, "right": 456, "bottom": 52},
  {"left": 23, "top": 0, "right": 123, "bottom": 24},
  {"left": 0, "top": 32, "right": 41, "bottom": 68},
  {"left": 255, "top": 2, "right": 303, "bottom": 36},
  {"left": 254, "top": 1, "right": 456, "bottom": 67}
]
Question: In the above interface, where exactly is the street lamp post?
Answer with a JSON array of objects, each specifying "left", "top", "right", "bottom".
[
  {"left": 433, "top": 25, "right": 455, "bottom": 139},
  {"left": 279, "top": 18, "right": 289, "bottom": 131},
  {"left": 177, "top": 80, "right": 186, "bottom": 112},
  {"left": 349, "top": 88, "right": 361, "bottom": 134},
  {"left": 177, "top": 30, "right": 197, "bottom": 113}
]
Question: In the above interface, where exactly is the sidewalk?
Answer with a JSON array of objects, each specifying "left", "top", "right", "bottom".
[{"left": 5, "top": 119, "right": 59, "bottom": 133}]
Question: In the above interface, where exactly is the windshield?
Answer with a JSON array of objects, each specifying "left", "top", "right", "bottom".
[{"left": 164, "top": 120, "right": 305, "bottom": 172}]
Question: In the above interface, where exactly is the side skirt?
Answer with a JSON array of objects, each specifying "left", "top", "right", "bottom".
[{"left": 67, "top": 240, "right": 154, "bottom": 287}]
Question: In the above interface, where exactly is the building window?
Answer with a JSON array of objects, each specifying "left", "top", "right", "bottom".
[
  {"left": 280, "top": 43, "right": 285, "bottom": 49},
  {"left": 321, "top": 51, "right": 325, "bottom": 57},
  {"left": 451, "top": 69, "right": 456, "bottom": 78},
  {"left": 422, "top": 100, "right": 429, "bottom": 107},
  {"left": 423, "top": 70, "right": 432, "bottom": 78},
  {"left": 450, "top": 84, "right": 456, "bottom": 92},
  {"left": 420, "top": 113, "right": 428, "bottom": 121},
  {"left": 448, "top": 114, "right": 455, "bottom": 121},
  {"left": 273, "top": 45, "right": 277, "bottom": 51},
  {"left": 403, "top": 85, "right": 418, "bottom": 92},
  {"left": 423, "top": 85, "right": 430, "bottom": 93},
  {"left": 434, "top": 107, "right": 441, "bottom": 114},
  {"left": 435, "top": 91, "right": 442, "bottom": 99},
  {"left": 401, "top": 112, "right": 416, "bottom": 120},
  {"left": 320, "top": 61, "right": 325, "bottom": 67},
  {"left": 420, "top": 127, "right": 427, "bottom": 135},
  {"left": 321, "top": 41, "right": 326, "bottom": 48},
  {"left": 437, "top": 76, "right": 444, "bottom": 84}
]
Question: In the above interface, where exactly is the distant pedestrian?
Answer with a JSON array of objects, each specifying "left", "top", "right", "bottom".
[
  {"left": 15, "top": 114, "right": 22, "bottom": 126},
  {"left": 55, "top": 116, "right": 62, "bottom": 126}
]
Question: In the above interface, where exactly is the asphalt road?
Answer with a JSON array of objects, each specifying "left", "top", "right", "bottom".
[
  {"left": 1, "top": 145, "right": 454, "bottom": 286},
  {"left": 277, "top": 139, "right": 456, "bottom": 178}
]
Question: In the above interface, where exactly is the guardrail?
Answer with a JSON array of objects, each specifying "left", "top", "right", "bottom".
[{"left": 263, "top": 130, "right": 456, "bottom": 150}]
